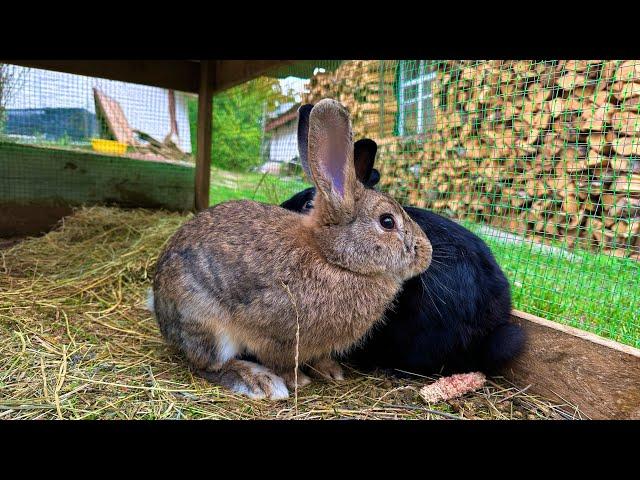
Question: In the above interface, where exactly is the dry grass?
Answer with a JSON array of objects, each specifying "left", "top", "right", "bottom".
[{"left": 0, "top": 207, "right": 585, "bottom": 420}]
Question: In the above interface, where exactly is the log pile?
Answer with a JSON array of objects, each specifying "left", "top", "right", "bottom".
[
  {"left": 303, "top": 60, "right": 397, "bottom": 138},
  {"left": 369, "top": 60, "right": 640, "bottom": 260},
  {"left": 301, "top": 60, "right": 640, "bottom": 258}
]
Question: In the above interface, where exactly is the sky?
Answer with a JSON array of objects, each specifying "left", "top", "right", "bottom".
[
  {"left": 278, "top": 76, "right": 307, "bottom": 102},
  {"left": 277, "top": 68, "right": 325, "bottom": 102}
]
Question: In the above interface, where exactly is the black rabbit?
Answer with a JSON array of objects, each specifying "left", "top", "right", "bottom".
[{"left": 280, "top": 104, "right": 525, "bottom": 376}]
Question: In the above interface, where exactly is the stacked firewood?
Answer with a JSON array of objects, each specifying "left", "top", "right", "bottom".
[
  {"left": 303, "top": 60, "right": 397, "bottom": 138},
  {"left": 301, "top": 60, "right": 639, "bottom": 258},
  {"left": 370, "top": 60, "right": 640, "bottom": 260}
]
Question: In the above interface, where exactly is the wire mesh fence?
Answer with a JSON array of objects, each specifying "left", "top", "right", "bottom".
[
  {"left": 213, "top": 60, "right": 639, "bottom": 348},
  {"left": 0, "top": 63, "right": 196, "bottom": 219},
  {"left": 0, "top": 60, "right": 638, "bottom": 348}
]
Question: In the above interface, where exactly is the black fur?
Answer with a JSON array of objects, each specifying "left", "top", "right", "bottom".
[
  {"left": 281, "top": 164, "right": 525, "bottom": 376},
  {"left": 296, "top": 104, "right": 314, "bottom": 181},
  {"left": 347, "top": 205, "right": 523, "bottom": 375},
  {"left": 284, "top": 105, "right": 525, "bottom": 376}
]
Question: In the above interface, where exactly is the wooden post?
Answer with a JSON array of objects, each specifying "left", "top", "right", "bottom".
[{"left": 195, "top": 60, "right": 214, "bottom": 211}]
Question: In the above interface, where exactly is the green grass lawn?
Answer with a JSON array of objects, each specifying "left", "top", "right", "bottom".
[
  {"left": 462, "top": 222, "right": 639, "bottom": 348},
  {"left": 209, "top": 166, "right": 310, "bottom": 206},
  {"left": 209, "top": 167, "right": 639, "bottom": 348}
]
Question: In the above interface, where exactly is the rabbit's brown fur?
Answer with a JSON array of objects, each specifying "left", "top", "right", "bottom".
[{"left": 152, "top": 99, "right": 431, "bottom": 400}]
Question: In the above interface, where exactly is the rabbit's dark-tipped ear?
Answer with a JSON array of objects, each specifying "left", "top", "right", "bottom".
[
  {"left": 354, "top": 138, "right": 378, "bottom": 185},
  {"left": 307, "top": 99, "right": 359, "bottom": 222},
  {"left": 297, "top": 104, "right": 313, "bottom": 181}
]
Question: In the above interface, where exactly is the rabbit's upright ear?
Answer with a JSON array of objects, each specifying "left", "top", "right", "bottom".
[
  {"left": 297, "top": 104, "right": 313, "bottom": 181},
  {"left": 354, "top": 138, "right": 378, "bottom": 185},
  {"left": 307, "top": 99, "right": 360, "bottom": 222}
]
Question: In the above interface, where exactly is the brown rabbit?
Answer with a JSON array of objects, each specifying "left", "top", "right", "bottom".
[{"left": 150, "top": 99, "right": 432, "bottom": 400}]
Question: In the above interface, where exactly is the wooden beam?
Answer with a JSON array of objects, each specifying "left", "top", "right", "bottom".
[
  {"left": 195, "top": 61, "right": 214, "bottom": 211},
  {"left": 0, "top": 142, "right": 194, "bottom": 219},
  {"left": 4, "top": 60, "right": 295, "bottom": 94},
  {"left": 213, "top": 60, "right": 295, "bottom": 93},
  {"left": 501, "top": 309, "right": 640, "bottom": 419},
  {"left": 4, "top": 60, "right": 201, "bottom": 93}
]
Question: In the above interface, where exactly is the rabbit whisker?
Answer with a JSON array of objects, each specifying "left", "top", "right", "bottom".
[
  {"left": 428, "top": 274, "right": 456, "bottom": 298},
  {"left": 422, "top": 266, "right": 457, "bottom": 288},
  {"left": 420, "top": 276, "right": 444, "bottom": 320},
  {"left": 428, "top": 258, "right": 448, "bottom": 267}
]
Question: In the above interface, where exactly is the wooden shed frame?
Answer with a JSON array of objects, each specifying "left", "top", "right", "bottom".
[
  {"left": 3, "top": 60, "right": 639, "bottom": 419},
  {"left": 3, "top": 60, "right": 298, "bottom": 211}
]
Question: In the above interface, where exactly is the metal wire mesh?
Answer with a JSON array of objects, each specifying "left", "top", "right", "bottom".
[
  {"left": 0, "top": 63, "right": 196, "bottom": 214},
  {"left": 1, "top": 60, "right": 637, "bottom": 348},
  {"left": 213, "top": 60, "right": 639, "bottom": 348}
]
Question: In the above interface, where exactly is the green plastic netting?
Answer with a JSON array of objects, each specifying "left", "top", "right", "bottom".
[
  {"left": 216, "top": 60, "right": 639, "bottom": 348},
  {"left": 1, "top": 60, "right": 638, "bottom": 348}
]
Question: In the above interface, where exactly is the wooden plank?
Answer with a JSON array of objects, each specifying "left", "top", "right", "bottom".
[
  {"left": 4, "top": 60, "right": 294, "bottom": 94},
  {"left": 4, "top": 60, "right": 201, "bottom": 93},
  {"left": 93, "top": 88, "right": 135, "bottom": 144},
  {"left": 195, "top": 61, "right": 214, "bottom": 211},
  {"left": 167, "top": 90, "right": 179, "bottom": 143},
  {"left": 501, "top": 309, "right": 640, "bottom": 419},
  {"left": 0, "top": 204, "right": 73, "bottom": 238},
  {"left": 213, "top": 60, "right": 294, "bottom": 93},
  {"left": 0, "top": 142, "right": 194, "bottom": 227}
]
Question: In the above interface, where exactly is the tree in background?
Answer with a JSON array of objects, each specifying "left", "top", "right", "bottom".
[
  {"left": 189, "top": 77, "right": 295, "bottom": 172},
  {"left": 0, "top": 64, "right": 25, "bottom": 135}
]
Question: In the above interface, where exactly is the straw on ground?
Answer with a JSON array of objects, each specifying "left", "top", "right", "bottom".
[{"left": 0, "top": 207, "right": 583, "bottom": 420}]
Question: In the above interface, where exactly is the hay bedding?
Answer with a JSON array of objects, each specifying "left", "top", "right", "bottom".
[{"left": 0, "top": 207, "right": 584, "bottom": 420}]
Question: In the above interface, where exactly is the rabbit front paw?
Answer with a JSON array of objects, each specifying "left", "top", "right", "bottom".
[
  {"left": 279, "top": 368, "right": 312, "bottom": 390},
  {"left": 307, "top": 358, "right": 345, "bottom": 382}
]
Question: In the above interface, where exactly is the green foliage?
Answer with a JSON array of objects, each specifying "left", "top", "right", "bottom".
[
  {"left": 187, "top": 96, "right": 198, "bottom": 157},
  {"left": 189, "top": 77, "right": 295, "bottom": 172}
]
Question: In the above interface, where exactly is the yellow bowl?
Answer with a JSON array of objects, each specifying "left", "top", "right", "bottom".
[{"left": 91, "top": 139, "right": 128, "bottom": 155}]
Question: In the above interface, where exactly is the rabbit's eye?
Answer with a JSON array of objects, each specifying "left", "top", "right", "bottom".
[
  {"left": 379, "top": 214, "right": 395, "bottom": 230},
  {"left": 304, "top": 200, "right": 314, "bottom": 210}
]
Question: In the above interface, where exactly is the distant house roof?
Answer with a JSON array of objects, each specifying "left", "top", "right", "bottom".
[
  {"left": 265, "top": 102, "right": 300, "bottom": 132},
  {"left": 268, "top": 102, "right": 297, "bottom": 119}
]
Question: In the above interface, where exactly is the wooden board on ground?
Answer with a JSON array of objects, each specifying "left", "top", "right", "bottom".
[
  {"left": 0, "top": 142, "right": 195, "bottom": 237},
  {"left": 502, "top": 309, "right": 640, "bottom": 419},
  {"left": 0, "top": 204, "right": 73, "bottom": 238},
  {"left": 93, "top": 88, "right": 135, "bottom": 145}
]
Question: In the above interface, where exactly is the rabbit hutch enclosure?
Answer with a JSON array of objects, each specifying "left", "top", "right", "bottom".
[{"left": 0, "top": 59, "right": 639, "bottom": 420}]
